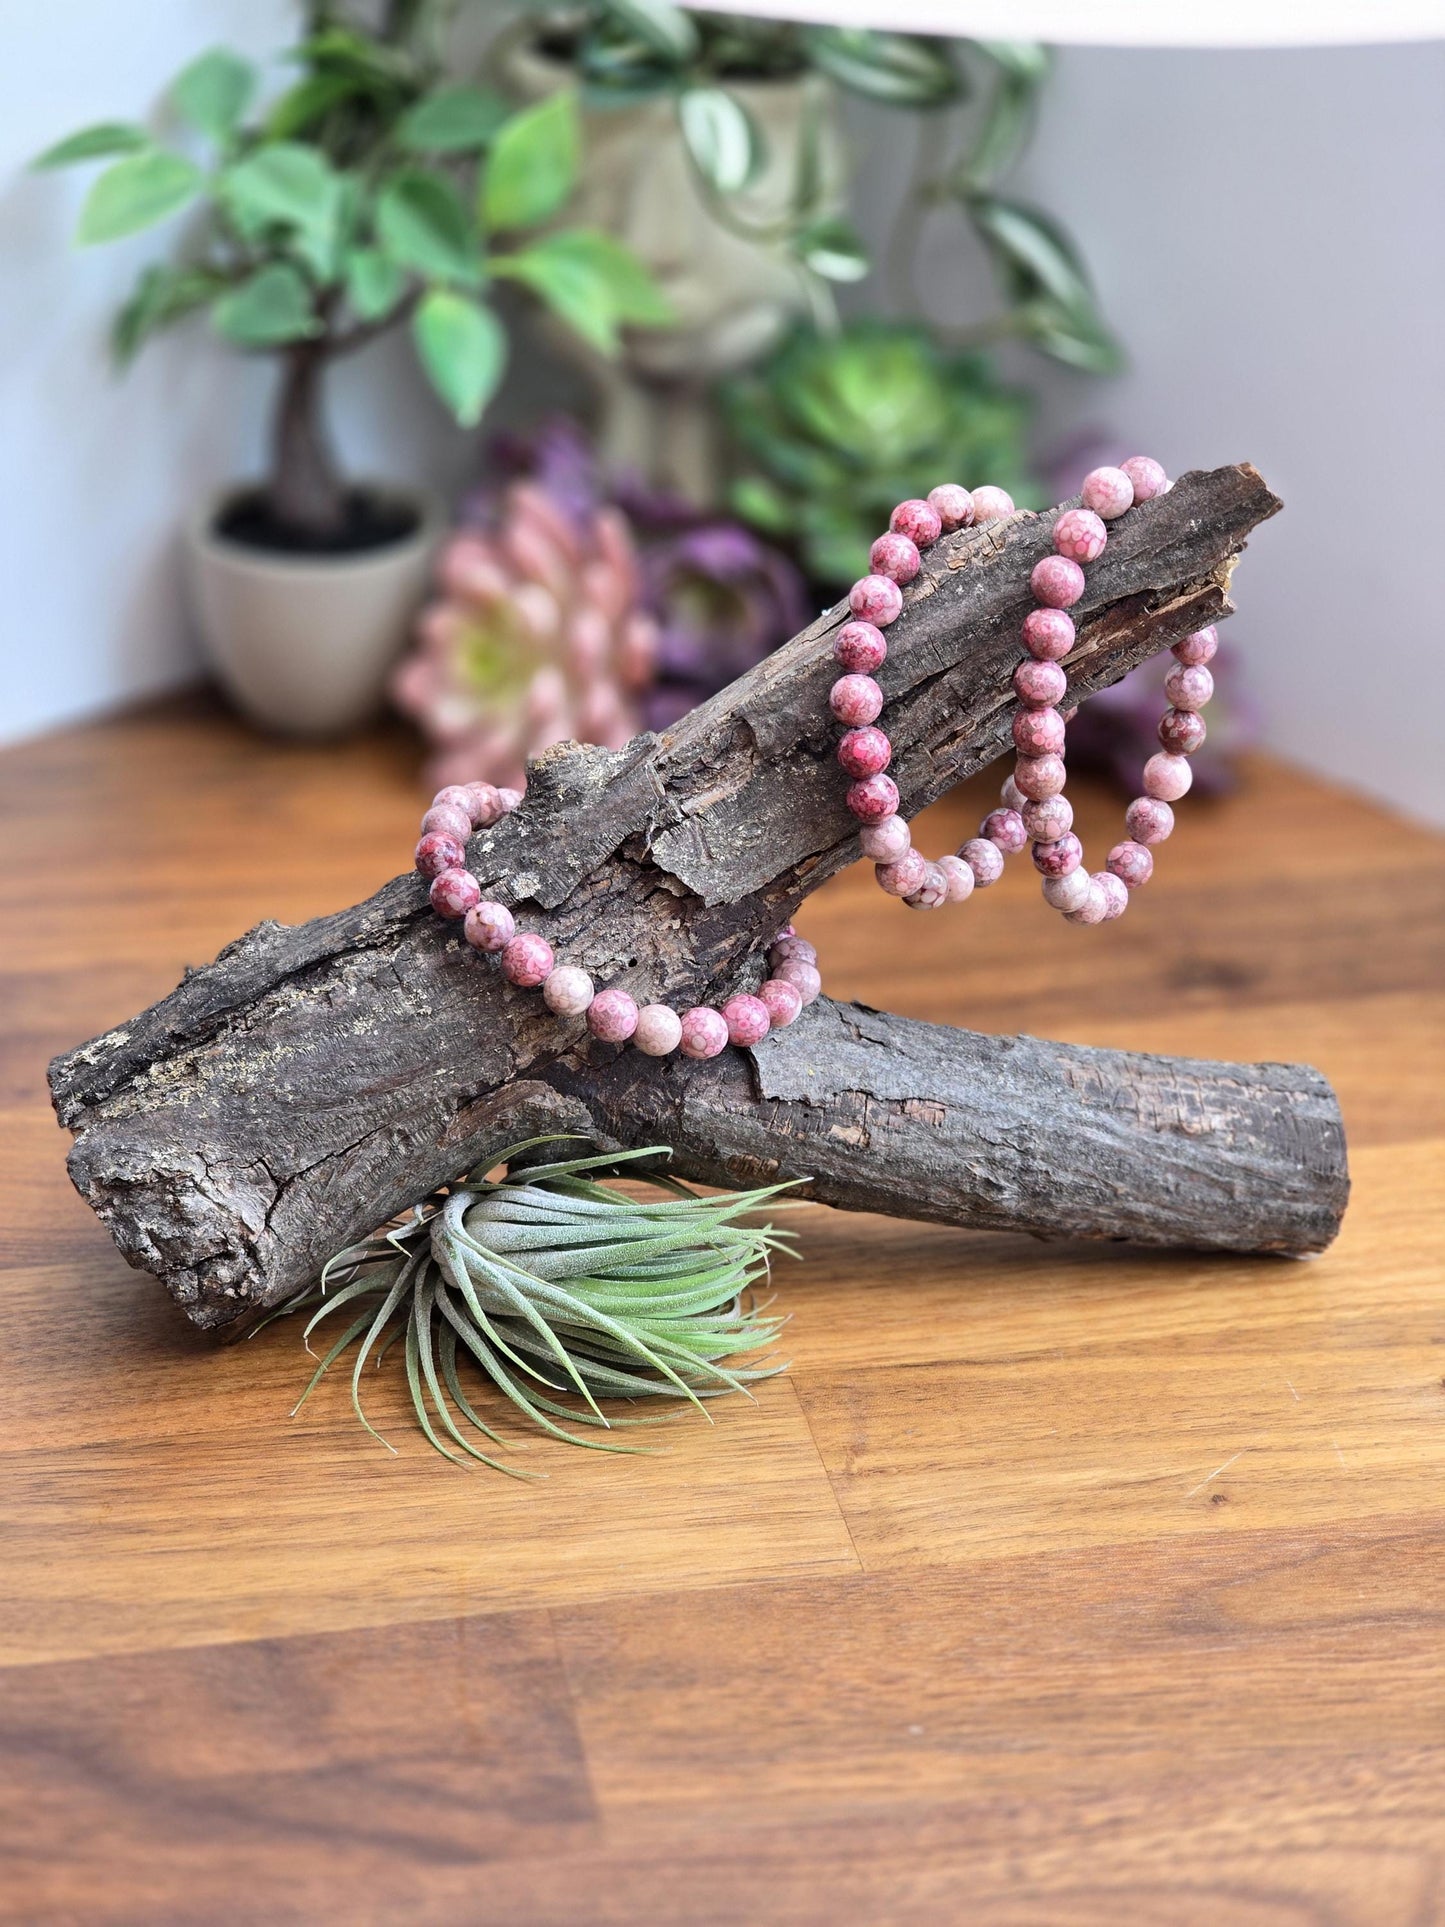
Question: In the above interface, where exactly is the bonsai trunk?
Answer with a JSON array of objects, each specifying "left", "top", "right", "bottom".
[{"left": 266, "top": 344, "right": 346, "bottom": 541}]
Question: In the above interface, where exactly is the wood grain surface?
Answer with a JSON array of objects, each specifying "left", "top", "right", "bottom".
[{"left": 2, "top": 695, "right": 1443, "bottom": 1925}]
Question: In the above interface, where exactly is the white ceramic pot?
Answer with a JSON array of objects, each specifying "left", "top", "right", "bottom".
[{"left": 184, "top": 483, "right": 443, "bottom": 738}]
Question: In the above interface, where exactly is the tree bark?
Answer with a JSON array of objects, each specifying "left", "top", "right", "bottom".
[
  {"left": 50, "top": 463, "right": 1347, "bottom": 1331},
  {"left": 266, "top": 343, "right": 346, "bottom": 540}
]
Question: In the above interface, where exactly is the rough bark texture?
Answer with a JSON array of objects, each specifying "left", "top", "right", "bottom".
[{"left": 50, "top": 463, "right": 1347, "bottom": 1330}]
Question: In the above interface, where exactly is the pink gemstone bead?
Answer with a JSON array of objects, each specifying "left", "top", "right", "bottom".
[
  {"left": 830, "top": 674, "right": 883, "bottom": 726},
  {"left": 847, "top": 774, "right": 900, "bottom": 823},
  {"left": 1000, "top": 774, "right": 1029, "bottom": 814},
  {"left": 1143, "top": 752, "right": 1193, "bottom": 802},
  {"left": 722, "top": 992, "right": 771, "bottom": 1047},
  {"left": 1014, "top": 658, "right": 1068, "bottom": 708},
  {"left": 1095, "top": 871, "right": 1130, "bottom": 920},
  {"left": 587, "top": 986, "right": 639, "bottom": 1044},
  {"left": 927, "top": 483, "right": 974, "bottom": 531},
  {"left": 1014, "top": 753, "right": 1067, "bottom": 800},
  {"left": 1042, "top": 867, "right": 1092, "bottom": 912},
  {"left": 1064, "top": 879, "right": 1110, "bottom": 926},
  {"left": 775, "top": 956, "right": 821, "bottom": 1005},
  {"left": 680, "top": 1006, "right": 730, "bottom": 1060},
  {"left": 770, "top": 934, "right": 817, "bottom": 968},
  {"left": 890, "top": 498, "right": 942, "bottom": 547},
  {"left": 1108, "top": 840, "right": 1154, "bottom": 890},
  {"left": 432, "top": 784, "right": 475, "bottom": 819},
  {"left": 415, "top": 831, "right": 467, "bottom": 880},
  {"left": 774, "top": 924, "right": 796, "bottom": 942},
  {"left": 960, "top": 837, "right": 1005, "bottom": 887},
  {"left": 936, "top": 853, "right": 975, "bottom": 902},
  {"left": 463, "top": 900, "right": 515, "bottom": 953},
  {"left": 429, "top": 868, "right": 481, "bottom": 921},
  {"left": 905, "top": 862, "right": 949, "bottom": 910},
  {"left": 848, "top": 574, "right": 904, "bottom": 626},
  {"left": 1032, "top": 832, "right": 1083, "bottom": 878},
  {"left": 464, "top": 782, "right": 505, "bottom": 828},
  {"left": 421, "top": 802, "right": 472, "bottom": 843},
  {"left": 859, "top": 814, "right": 911, "bottom": 862},
  {"left": 876, "top": 850, "right": 928, "bottom": 898},
  {"left": 1031, "top": 555, "right": 1086, "bottom": 610},
  {"left": 971, "top": 486, "right": 1015, "bottom": 524},
  {"left": 869, "top": 531, "right": 921, "bottom": 585},
  {"left": 1164, "top": 663, "right": 1214, "bottom": 713},
  {"left": 980, "top": 807, "right": 1028, "bottom": 854},
  {"left": 1053, "top": 507, "right": 1107, "bottom": 565},
  {"left": 496, "top": 786, "right": 525, "bottom": 814},
  {"left": 758, "top": 978, "right": 804, "bottom": 1029},
  {"left": 1020, "top": 608, "right": 1075, "bottom": 661},
  {"left": 543, "top": 964, "right": 595, "bottom": 1017},
  {"left": 1158, "top": 708, "right": 1207, "bottom": 755},
  {"left": 1012, "top": 707, "right": 1066, "bottom": 758},
  {"left": 1125, "top": 796, "right": 1175, "bottom": 845},
  {"left": 1022, "top": 794, "right": 1073, "bottom": 841},
  {"left": 833, "top": 622, "right": 888, "bottom": 675},
  {"left": 1172, "top": 625, "right": 1218, "bottom": 667},
  {"left": 500, "top": 932, "right": 553, "bottom": 986},
  {"left": 1080, "top": 466, "right": 1134, "bottom": 521},
  {"left": 634, "top": 1004, "right": 683, "bottom": 1057},
  {"left": 838, "top": 726, "right": 892, "bottom": 779},
  {"left": 1121, "top": 456, "right": 1168, "bottom": 503}
]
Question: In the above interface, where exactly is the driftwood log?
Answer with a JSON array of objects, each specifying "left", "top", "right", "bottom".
[{"left": 49, "top": 464, "right": 1349, "bottom": 1331}]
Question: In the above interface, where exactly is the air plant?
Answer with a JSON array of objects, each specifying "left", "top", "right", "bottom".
[{"left": 256, "top": 1138, "right": 797, "bottom": 1472}]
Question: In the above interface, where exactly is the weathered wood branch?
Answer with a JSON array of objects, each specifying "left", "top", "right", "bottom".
[{"left": 51, "top": 464, "right": 1346, "bottom": 1331}]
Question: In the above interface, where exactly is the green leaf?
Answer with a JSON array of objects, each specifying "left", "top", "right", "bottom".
[
  {"left": 171, "top": 47, "right": 255, "bottom": 144},
  {"left": 597, "top": 0, "right": 699, "bottom": 63},
  {"left": 804, "top": 28, "right": 962, "bottom": 107},
  {"left": 377, "top": 169, "right": 479, "bottom": 285},
  {"left": 344, "top": 247, "right": 404, "bottom": 322},
  {"left": 397, "top": 85, "right": 509, "bottom": 154},
  {"left": 728, "top": 473, "right": 792, "bottom": 536},
  {"left": 213, "top": 263, "right": 319, "bottom": 346},
  {"left": 76, "top": 149, "right": 202, "bottom": 244},
  {"left": 493, "top": 229, "right": 670, "bottom": 355},
  {"left": 1017, "top": 296, "right": 1125, "bottom": 375},
  {"left": 412, "top": 289, "right": 505, "bottom": 425},
  {"left": 968, "top": 194, "right": 1094, "bottom": 309},
  {"left": 798, "top": 216, "right": 869, "bottom": 283},
  {"left": 32, "top": 123, "right": 148, "bottom": 170},
  {"left": 264, "top": 71, "right": 362, "bottom": 140},
  {"left": 678, "top": 88, "right": 761, "bottom": 195},
  {"left": 222, "top": 142, "right": 342, "bottom": 278},
  {"left": 480, "top": 91, "right": 579, "bottom": 233},
  {"left": 958, "top": 69, "right": 1041, "bottom": 190},
  {"left": 112, "top": 263, "right": 222, "bottom": 365}
]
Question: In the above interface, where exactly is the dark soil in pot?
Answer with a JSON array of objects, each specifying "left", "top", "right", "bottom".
[{"left": 214, "top": 488, "right": 421, "bottom": 558}]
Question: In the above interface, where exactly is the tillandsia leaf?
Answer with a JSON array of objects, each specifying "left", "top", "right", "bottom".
[{"left": 263, "top": 1138, "right": 798, "bottom": 1471}]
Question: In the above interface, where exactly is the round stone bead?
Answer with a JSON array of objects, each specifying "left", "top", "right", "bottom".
[
  {"left": 834, "top": 622, "right": 888, "bottom": 675},
  {"left": 500, "top": 932, "right": 553, "bottom": 986},
  {"left": 1080, "top": 465, "right": 1134, "bottom": 520},
  {"left": 936, "top": 853, "right": 975, "bottom": 902},
  {"left": 876, "top": 850, "right": 928, "bottom": 898},
  {"left": 432, "top": 785, "right": 475, "bottom": 819},
  {"left": 1032, "top": 832, "right": 1083, "bottom": 877},
  {"left": 1158, "top": 708, "right": 1207, "bottom": 755},
  {"left": 758, "top": 978, "right": 804, "bottom": 1029},
  {"left": 1014, "top": 753, "right": 1067, "bottom": 800},
  {"left": 890, "top": 498, "right": 942, "bottom": 547},
  {"left": 774, "top": 924, "right": 796, "bottom": 942},
  {"left": 860, "top": 814, "right": 911, "bottom": 862},
  {"left": 1053, "top": 508, "right": 1107, "bottom": 565},
  {"left": 587, "top": 986, "right": 639, "bottom": 1044},
  {"left": 1143, "top": 751, "right": 1193, "bottom": 802},
  {"left": 848, "top": 574, "right": 904, "bottom": 627},
  {"left": 960, "top": 837, "right": 1005, "bottom": 887},
  {"left": 415, "top": 831, "right": 467, "bottom": 880},
  {"left": 722, "top": 993, "right": 772, "bottom": 1046},
  {"left": 1042, "top": 866, "right": 1092, "bottom": 912},
  {"left": 1064, "top": 879, "right": 1110, "bottom": 926},
  {"left": 869, "top": 531, "right": 921, "bottom": 584},
  {"left": 430, "top": 868, "right": 481, "bottom": 921},
  {"left": 1107, "top": 840, "right": 1154, "bottom": 889},
  {"left": 464, "top": 900, "right": 515, "bottom": 953},
  {"left": 543, "top": 964, "right": 595, "bottom": 1017},
  {"left": 846, "top": 773, "right": 900, "bottom": 823},
  {"left": 1020, "top": 608, "right": 1075, "bottom": 661},
  {"left": 1164, "top": 662, "right": 1214, "bottom": 712},
  {"left": 1012, "top": 706, "right": 1066, "bottom": 758},
  {"left": 770, "top": 935, "right": 817, "bottom": 969},
  {"left": 1125, "top": 796, "right": 1175, "bottom": 845},
  {"left": 1096, "top": 871, "right": 1130, "bottom": 920},
  {"left": 421, "top": 802, "right": 472, "bottom": 843},
  {"left": 775, "top": 956, "right": 822, "bottom": 1005},
  {"left": 464, "top": 782, "right": 505, "bottom": 828},
  {"left": 838, "top": 726, "right": 892, "bottom": 779},
  {"left": 1014, "top": 658, "right": 1068, "bottom": 708},
  {"left": 830, "top": 674, "right": 883, "bottom": 726},
  {"left": 1172, "top": 625, "right": 1218, "bottom": 667},
  {"left": 1000, "top": 773, "right": 1029, "bottom": 814},
  {"left": 1031, "top": 555, "right": 1086, "bottom": 609},
  {"left": 634, "top": 1004, "right": 683, "bottom": 1056},
  {"left": 971, "top": 486, "right": 1015, "bottom": 523},
  {"left": 927, "top": 484, "right": 974, "bottom": 531},
  {"left": 680, "top": 1006, "right": 730, "bottom": 1060},
  {"left": 496, "top": 786, "right": 525, "bottom": 814},
  {"left": 1121, "top": 455, "right": 1168, "bottom": 503},
  {"left": 980, "top": 807, "right": 1028, "bottom": 854},
  {"left": 905, "top": 862, "right": 949, "bottom": 910},
  {"left": 1022, "top": 794, "right": 1073, "bottom": 842}
]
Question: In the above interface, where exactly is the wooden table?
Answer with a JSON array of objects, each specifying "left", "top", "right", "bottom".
[{"left": 3, "top": 697, "right": 1442, "bottom": 1925}]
